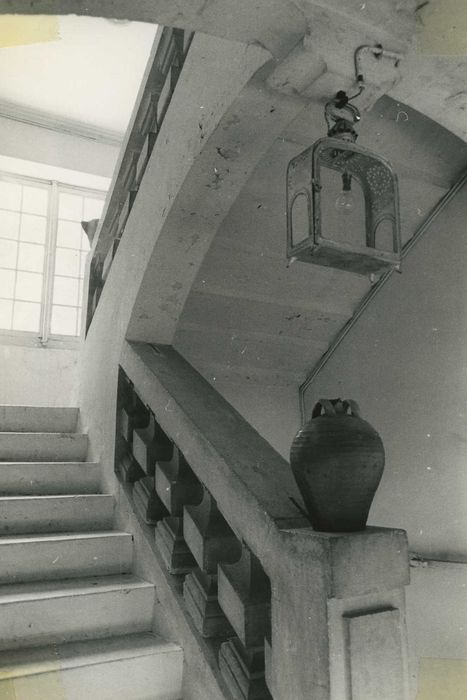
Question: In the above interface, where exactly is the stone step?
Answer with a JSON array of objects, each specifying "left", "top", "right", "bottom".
[
  {"left": 0, "top": 575, "right": 155, "bottom": 651},
  {"left": 0, "top": 462, "right": 101, "bottom": 495},
  {"left": 0, "top": 531, "right": 133, "bottom": 584},
  {"left": 0, "top": 495, "right": 114, "bottom": 535},
  {"left": 0, "top": 433, "right": 88, "bottom": 462},
  {"left": 0, "top": 406, "right": 79, "bottom": 433},
  {"left": 0, "top": 633, "right": 183, "bottom": 700}
]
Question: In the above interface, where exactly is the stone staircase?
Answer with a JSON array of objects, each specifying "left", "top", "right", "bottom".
[{"left": 0, "top": 405, "right": 183, "bottom": 700}]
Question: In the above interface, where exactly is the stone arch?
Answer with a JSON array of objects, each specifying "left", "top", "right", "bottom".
[{"left": 0, "top": 1, "right": 306, "bottom": 59}]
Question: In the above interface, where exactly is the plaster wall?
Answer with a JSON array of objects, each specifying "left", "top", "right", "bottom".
[
  {"left": 0, "top": 343, "right": 79, "bottom": 406},
  {"left": 0, "top": 115, "right": 119, "bottom": 177},
  {"left": 407, "top": 564, "right": 467, "bottom": 699},
  {"left": 305, "top": 184, "right": 467, "bottom": 697},
  {"left": 192, "top": 372, "right": 300, "bottom": 461}
]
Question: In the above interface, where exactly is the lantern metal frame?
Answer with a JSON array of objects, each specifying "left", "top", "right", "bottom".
[{"left": 287, "top": 136, "right": 401, "bottom": 276}]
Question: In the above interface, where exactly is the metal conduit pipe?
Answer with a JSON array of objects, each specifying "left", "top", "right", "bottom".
[{"left": 299, "top": 167, "right": 467, "bottom": 425}]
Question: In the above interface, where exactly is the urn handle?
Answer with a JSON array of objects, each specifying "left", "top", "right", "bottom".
[{"left": 312, "top": 398, "right": 361, "bottom": 418}]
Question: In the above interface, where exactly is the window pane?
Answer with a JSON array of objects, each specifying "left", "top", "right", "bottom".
[
  {"left": 58, "top": 193, "right": 83, "bottom": 221},
  {"left": 15, "top": 271, "right": 43, "bottom": 303},
  {"left": 22, "top": 186, "right": 48, "bottom": 216},
  {"left": 83, "top": 197, "right": 105, "bottom": 221},
  {"left": 0, "top": 239, "right": 18, "bottom": 268},
  {"left": 79, "top": 251, "right": 89, "bottom": 278},
  {"left": 53, "top": 275, "right": 79, "bottom": 306},
  {"left": 12, "top": 300, "right": 40, "bottom": 332},
  {"left": 78, "top": 277, "right": 85, "bottom": 304},
  {"left": 50, "top": 305, "right": 77, "bottom": 336},
  {"left": 76, "top": 306, "right": 84, "bottom": 335},
  {"left": 81, "top": 231, "right": 91, "bottom": 252},
  {"left": 0, "top": 210, "right": 20, "bottom": 240},
  {"left": 17, "top": 242, "right": 44, "bottom": 273},
  {"left": 57, "top": 220, "right": 83, "bottom": 249},
  {"left": 0, "top": 298, "right": 13, "bottom": 329},
  {"left": 54, "top": 247, "right": 81, "bottom": 277},
  {"left": 0, "top": 181, "right": 21, "bottom": 211},
  {"left": 0, "top": 269, "right": 15, "bottom": 298},
  {"left": 20, "top": 214, "right": 47, "bottom": 244}
]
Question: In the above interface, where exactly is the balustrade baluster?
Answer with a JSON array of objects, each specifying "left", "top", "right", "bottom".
[
  {"left": 132, "top": 412, "right": 173, "bottom": 476},
  {"left": 116, "top": 368, "right": 132, "bottom": 413},
  {"left": 117, "top": 187, "right": 138, "bottom": 236},
  {"left": 155, "top": 515, "right": 196, "bottom": 574},
  {"left": 154, "top": 447, "right": 202, "bottom": 574},
  {"left": 128, "top": 411, "right": 173, "bottom": 526},
  {"left": 86, "top": 258, "right": 103, "bottom": 332},
  {"left": 135, "top": 131, "right": 157, "bottom": 185},
  {"left": 183, "top": 488, "right": 241, "bottom": 638},
  {"left": 218, "top": 545, "right": 271, "bottom": 648},
  {"left": 116, "top": 380, "right": 148, "bottom": 445},
  {"left": 115, "top": 377, "right": 148, "bottom": 483},
  {"left": 133, "top": 475, "right": 168, "bottom": 526},
  {"left": 219, "top": 639, "right": 271, "bottom": 700},
  {"left": 107, "top": 210, "right": 119, "bottom": 246},
  {"left": 138, "top": 92, "right": 157, "bottom": 138},
  {"left": 218, "top": 545, "right": 272, "bottom": 700},
  {"left": 117, "top": 452, "right": 145, "bottom": 484},
  {"left": 155, "top": 447, "right": 203, "bottom": 516},
  {"left": 102, "top": 238, "right": 120, "bottom": 282}
]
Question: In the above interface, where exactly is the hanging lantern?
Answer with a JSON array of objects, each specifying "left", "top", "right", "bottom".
[{"left": 286, "top": 90, "right": 401, "bottom": 276}]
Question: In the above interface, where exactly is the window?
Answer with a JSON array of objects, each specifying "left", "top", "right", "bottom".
[{"left": 0, "top": 172, "right": 106, "bottom": 342}]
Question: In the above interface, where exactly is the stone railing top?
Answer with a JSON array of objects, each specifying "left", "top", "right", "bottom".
[
  {"left": 121, "top": 340, "right": 409, "bottom": 589},
  {"left": 121, "top": 341, "right": 307, "bottom": 549}
]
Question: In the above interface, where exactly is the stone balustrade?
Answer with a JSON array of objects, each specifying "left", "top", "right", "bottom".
[
  {"left": 114, "top": 341, "right": 411, "bottom": 700},
  {"left": 86, "top": 26, "right": 193, "bottom": 333},
  {"left": 115, "top": 365, "right": 273, "bottom": 698}
]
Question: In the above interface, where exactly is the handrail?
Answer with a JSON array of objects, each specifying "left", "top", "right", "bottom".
[
  {"left": 115, "top": 341, "right": 305, "bottom": 699},
  {"left": 299, "top": 167, "right": 467, "bottom": 424},
  {"left": 119, "top": 342, "right": 307, "bottom": 547},
  {"left": 114, "top": 340, "right": 411, "bottom": 699},
  {"left": 86, "top": 26, "right": 193, "bottom": 333}
]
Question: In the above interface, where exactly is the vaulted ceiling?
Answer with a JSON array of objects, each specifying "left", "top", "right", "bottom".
[{"left": 173, "top": 93, "right": 467, "bottom": 397}]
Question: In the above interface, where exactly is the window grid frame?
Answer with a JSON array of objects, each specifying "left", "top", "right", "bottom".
[{"left": 0, "top": 171, "right": 106, "bottom": 344}]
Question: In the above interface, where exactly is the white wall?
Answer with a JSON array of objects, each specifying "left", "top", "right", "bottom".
[
  {"left": 0, "top": 115, "right": 119, "bottom": 178},
  {"left": 306, "top": 184, "right": 467, "bottom": 698},
  {"left": 306, "top": 187, "right": 467, "bottom": 559},
  {"left": 0, "top": 343, "right": 79, "bottom": 406},
  {"left": 407, "top": 563, "right": 467, "bottom": 699}
]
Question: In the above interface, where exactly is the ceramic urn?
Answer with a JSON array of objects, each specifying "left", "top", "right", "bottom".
[{"left": 290, "top": 399, "right": 385, "bottom": 532}]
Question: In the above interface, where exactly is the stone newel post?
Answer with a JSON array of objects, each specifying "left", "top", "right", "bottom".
[{"left": 265, "top": 526, "right": 410, "bottom": 700}]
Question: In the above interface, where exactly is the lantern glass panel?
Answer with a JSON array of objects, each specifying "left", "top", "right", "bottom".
[
  {"left": 319, "top": 167, "right": 366, "bottom": 248},
  {"left": 373, "top": 219, "right": 394, "bottom": 251},
  {"left": 291, "top": 193, "right": 310, "bottom": 247}
]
